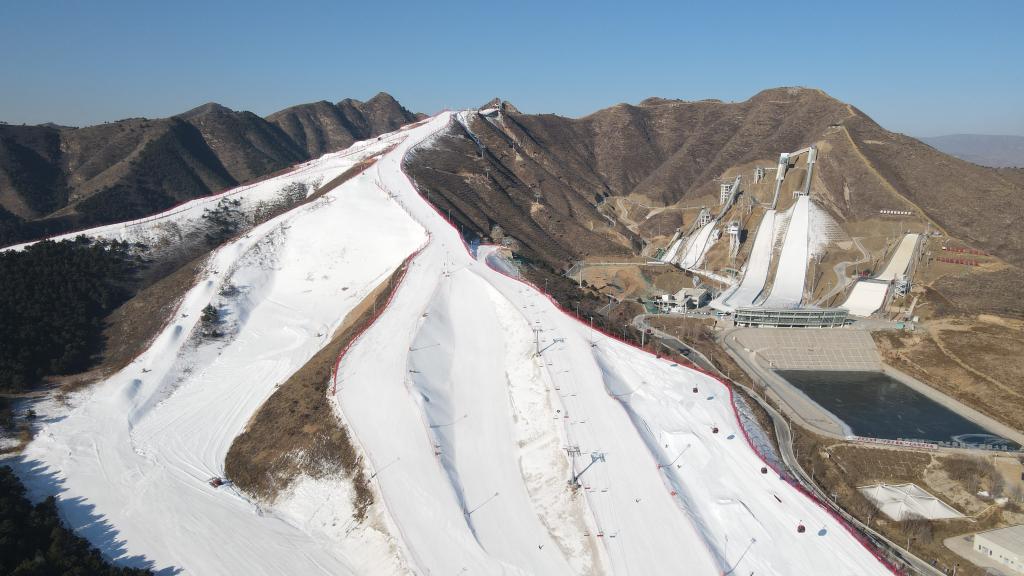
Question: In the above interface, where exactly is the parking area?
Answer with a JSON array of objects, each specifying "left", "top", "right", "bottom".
[{"left": 732, "top": 328, "right": 882, "bottom": 371}]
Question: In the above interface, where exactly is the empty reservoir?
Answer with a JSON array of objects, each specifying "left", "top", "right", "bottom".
[{"left": 777, "top": 370, "right": 1019, "bottom": 449}]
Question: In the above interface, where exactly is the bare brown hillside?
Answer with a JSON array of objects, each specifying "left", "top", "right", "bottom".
[
  {"left": 266, "top": 92, "right": 420, "bottom": 158},
  {"left": 404, "top": 88, "right": 1024, "bottom": 272}
]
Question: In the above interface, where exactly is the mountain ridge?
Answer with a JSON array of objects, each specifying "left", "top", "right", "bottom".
[
  {"left": 399, "top": 87, "right": 1024, "bottom": 269},
  {"left": 0, "top": 93, "right": 419, "bottom": 246}
]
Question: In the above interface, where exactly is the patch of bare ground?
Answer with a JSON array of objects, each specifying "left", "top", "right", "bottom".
[
  {"left": 225, "top": 259, "right": 409, "bottom": 519},
  {"left": 930, "top": 264, "right": 1024, "bottom": 320},
  {"left": 874, "top": 310, "right": 1024, "bottom": 432},
  {"left": 792, "top": 428, "right": 1024, "bottom": 576},
  {"left": 645, "top": 316, "right": 746, "bottom": 377},
  {"left": 307, "top": 156, "right": 382, "bottom": 202},
  {"left": 643, "top": 265, "right": 691, "bottom": 294}
]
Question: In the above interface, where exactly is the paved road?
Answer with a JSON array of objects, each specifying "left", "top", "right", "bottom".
[
  {"left": 632, "top": 314, "right": 716, "bottom": 373},
  {"left": 816, "top": 236, "right": 872, "bottom": 306}
]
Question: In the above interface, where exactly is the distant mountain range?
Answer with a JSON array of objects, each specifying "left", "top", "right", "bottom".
[
  {"left": 0, "top": 93, "right": 419, "bottom": 245},
  {"left": 919, "top": 134, "right": 1024, "bottom": 168}
]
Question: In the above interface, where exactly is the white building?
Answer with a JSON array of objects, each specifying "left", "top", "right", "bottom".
[
  {"left": 653, "top": 288, "right": 710, "bottom": 313},
  {"left": 720, "top": 182, "right": 733, "bottom": 205},
  {"left": 974, "top": 525, "right": 1024, "bottom": 574},
  {"left": 858, "top": 483, "right": 963, "bottom": 521}
]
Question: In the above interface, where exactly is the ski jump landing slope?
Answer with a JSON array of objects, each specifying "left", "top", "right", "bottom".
[
  {"left": 18, "top": 113, "right": 892, "bottom": 575},
  {"left": 761, "top": 195, "right": 811, "bottom": 308},
  {"left": 876, "top": 233, "right": 921, "bottom": 281},
  {"left": 841, "top": 233, "right": 920, "bottom": 317},
  {"left": 676, "top": 220, "right": 716, "bottom": 269},
  {"left": 713, "top": 209, "right": 778, "bottom": 312}
]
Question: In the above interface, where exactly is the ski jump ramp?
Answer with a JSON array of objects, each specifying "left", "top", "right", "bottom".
[
  {"left": 713, "top": 147, "right": 819, "bottom": 312},
  {"left": 760, "top": 195, "right": 811, "bottom": 308},
  {"left": 660, "top": 236, "right": 684, "bottom": 263},
  {"left": 876, "top": 233, "right": 921, "bottom": 281},
  {"left": 712, "top": 209, "right": 777, "bottom": 312},
  {"left": 840, "top": 233, "right": 920, "bottom": 317},
  {"left": 673, "top": 175, "right": 740, "bottom": 270},
  {"left": 676, "top": 220, "right": 716, "bottom": 269}
]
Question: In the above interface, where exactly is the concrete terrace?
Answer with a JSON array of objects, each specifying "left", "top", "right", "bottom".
[{"left": 732, "top": 327, "right": 882, "bottom": 371}]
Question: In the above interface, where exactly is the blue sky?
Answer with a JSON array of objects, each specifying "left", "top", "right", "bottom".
[{"left": 2, "top": 0, "right": 1021, "bottom": 136}]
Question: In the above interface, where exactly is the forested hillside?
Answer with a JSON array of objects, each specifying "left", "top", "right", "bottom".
[{"left": 0, "top": 237, "right": 138, "bottom": 391}]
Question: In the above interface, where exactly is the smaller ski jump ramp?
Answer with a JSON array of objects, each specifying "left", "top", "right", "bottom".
[
  {"left": 840, "top": 233, "right": 920, "bottom": 317},
  {"left": 876, "top": 234, "right": 921, "bottom": 281},
  {"left": 677, "top": 221, "right": 716, "bottom": 269},
  {"left": 842, "top": 280, "right": 891, "bottom": 317},
  {"left": 661, "top": 237, "right": 684, "bottom": 263}
]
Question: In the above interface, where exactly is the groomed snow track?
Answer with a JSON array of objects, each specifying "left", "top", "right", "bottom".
[{"left": 15, "top": 113, "right": 895, "bottom": 575}]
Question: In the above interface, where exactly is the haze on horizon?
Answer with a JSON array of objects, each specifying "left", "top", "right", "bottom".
[{"left": 1, "top": 0, "right": 1021, "bottom": 137}]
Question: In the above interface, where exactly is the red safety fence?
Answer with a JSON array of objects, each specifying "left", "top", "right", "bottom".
[
  {"left": 329, "top": 239, "right": 427, "bottom": 396},
  {"left": 941, "top": 246, "right": 986, "bottom": 256},
  {"left": 936, "top": 257, "right": 979, "bottom": 266}
]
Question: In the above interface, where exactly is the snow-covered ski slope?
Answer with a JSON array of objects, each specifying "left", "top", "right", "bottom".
[
  {"left": 676, "top": 220, "right": 716, "bottom": 269},
  {"left": 18, "top": 130, "right": 428, "bottom": 574},
  {"left": 760, "top": 195, "right": 811, "bottom": 308},
  {"left": 333, "top": 115, "right": 891, "bottom": 575},
  {"left": 17, "top": 112, "right": 892, "bottom": 575},
  {"left": 713, "top": 209, "right": 777, "bottom": 312},
  {"left": 840, "top": 233, "right": 920, "bottom": 317},
  {"left": 659, "top": 237, "right": 683, "bottom": 263}
]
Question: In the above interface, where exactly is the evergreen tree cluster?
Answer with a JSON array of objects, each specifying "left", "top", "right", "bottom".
[
  {"left": 201, "top": 198, "right": 243, "bottom": 246},
  {"left": 0, "top": 237, "right": 138, "bottom": 391},
  {"left": 0, "top": 466, "right": 152, "bottom": 575}
]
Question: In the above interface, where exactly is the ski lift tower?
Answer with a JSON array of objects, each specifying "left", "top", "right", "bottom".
[{"left": 570, "top": 452, "right": 606, "bottom": 487}]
